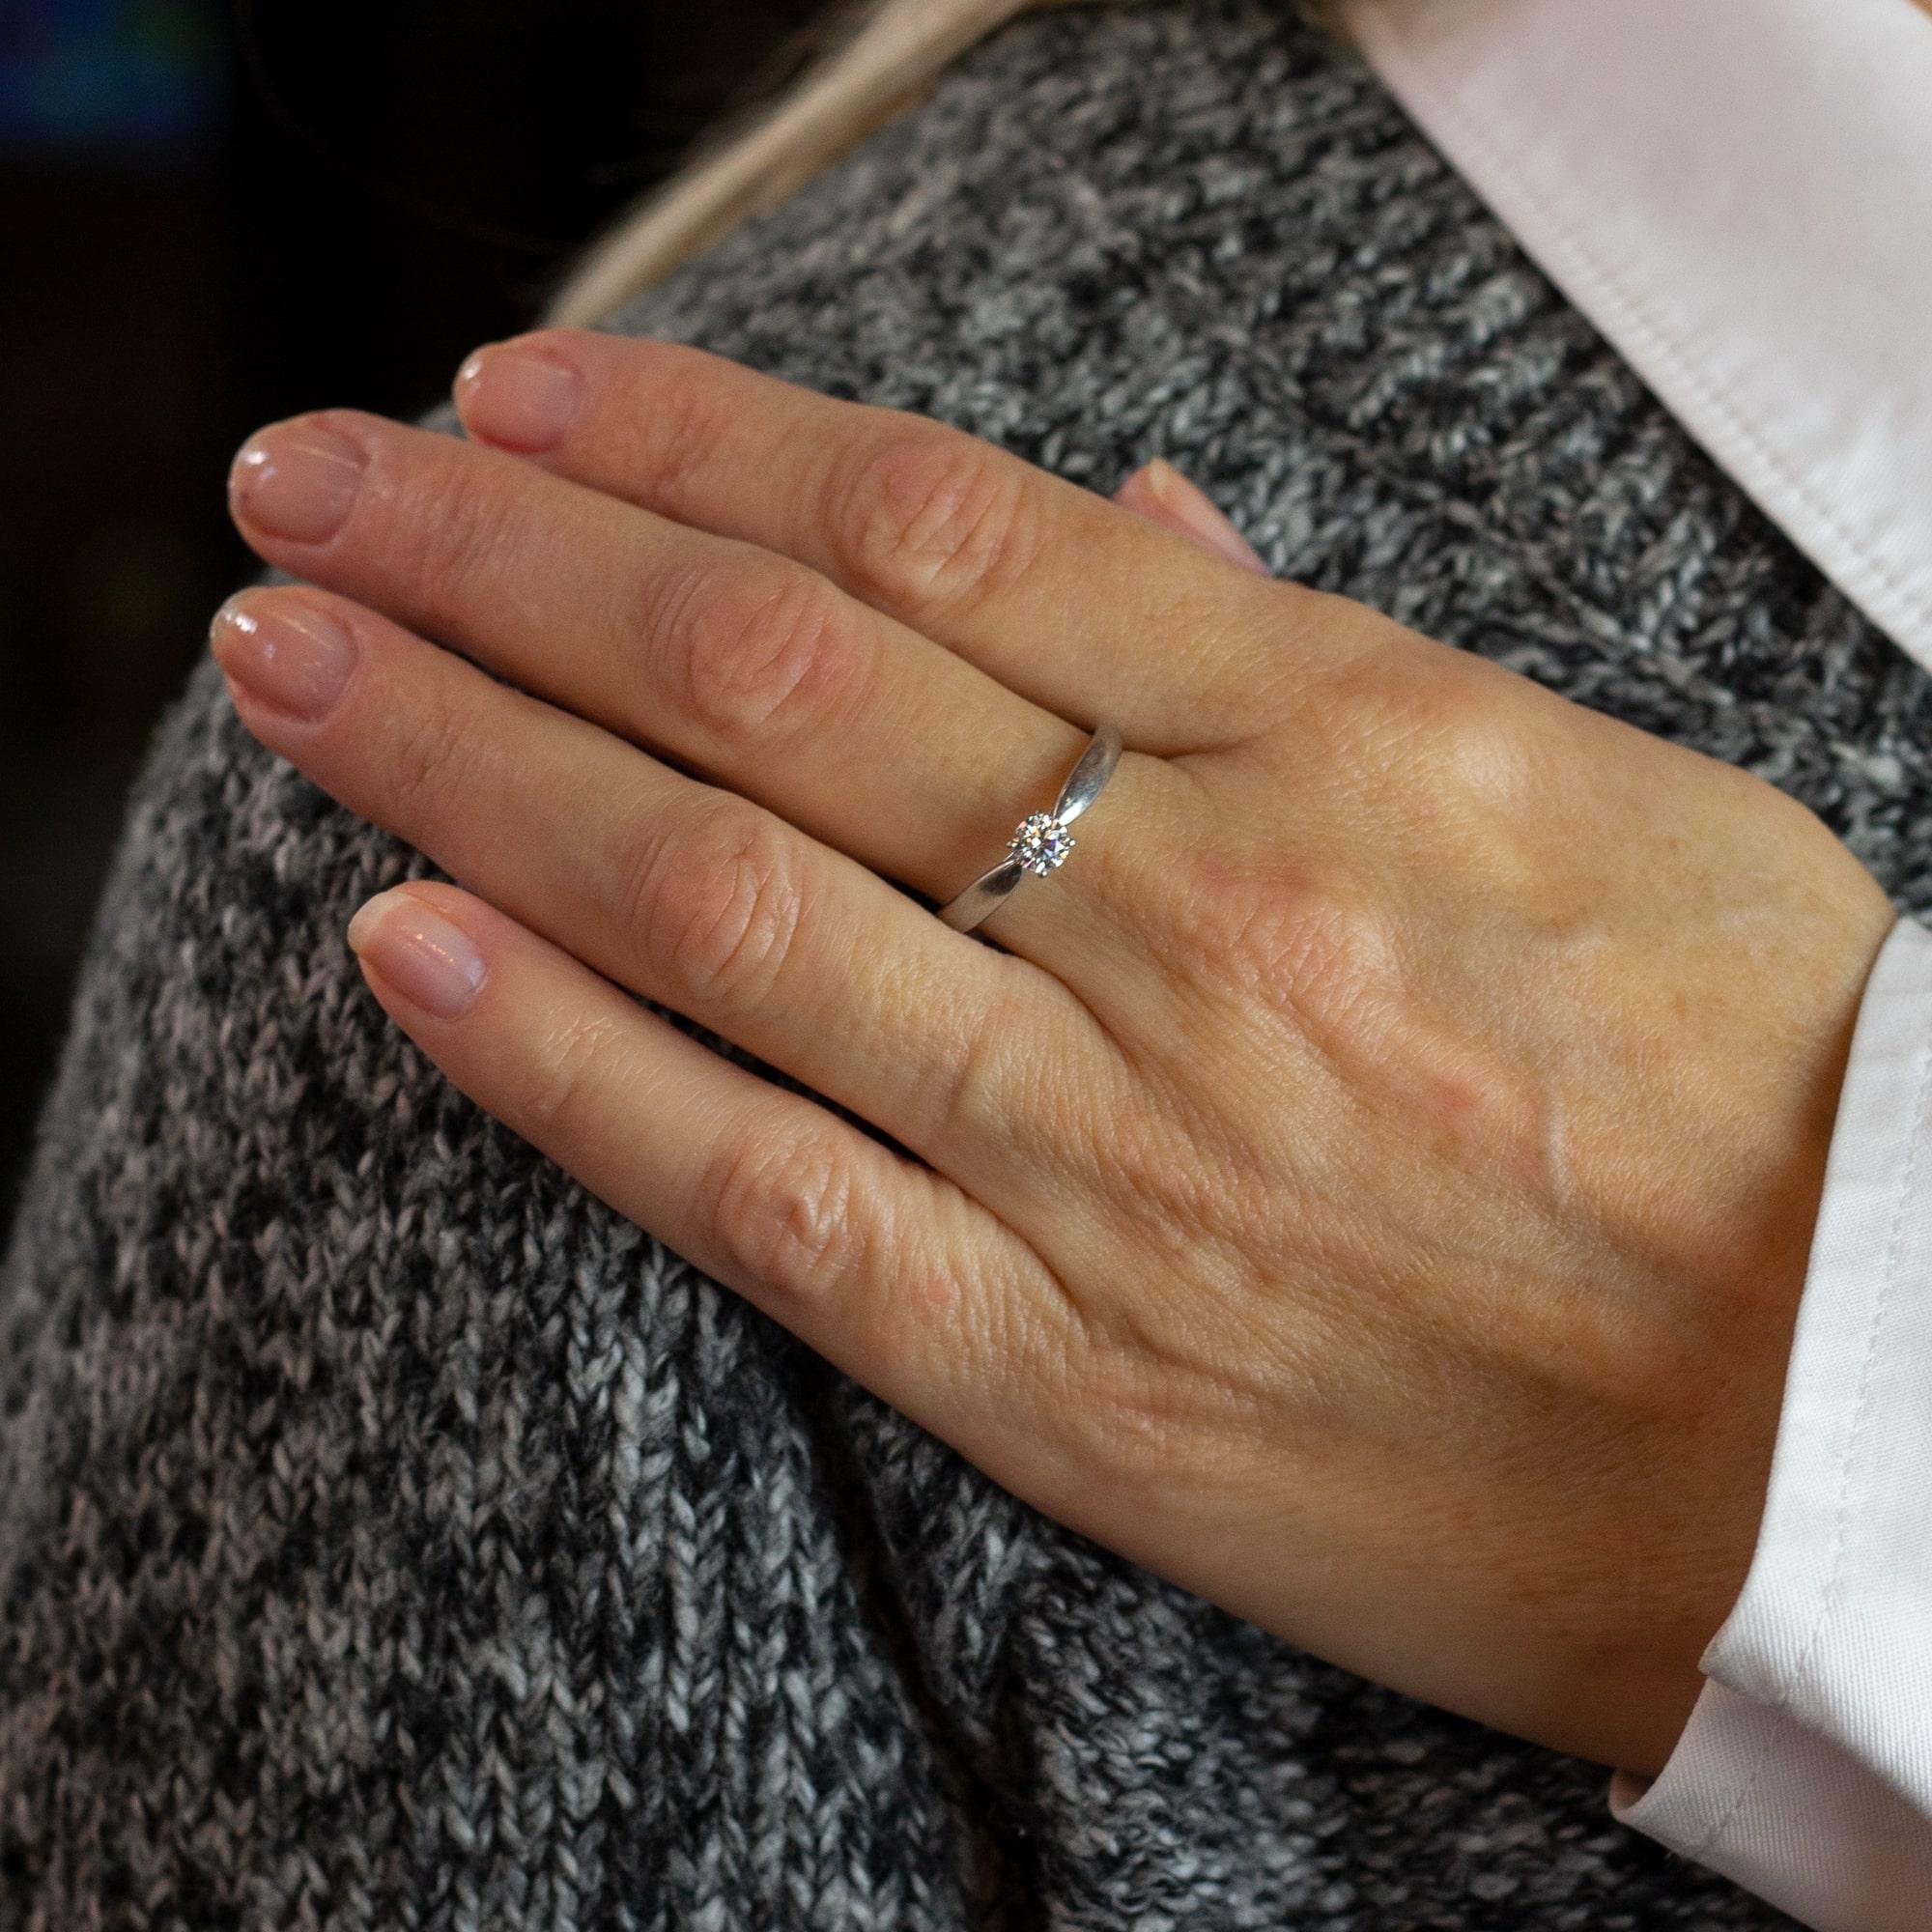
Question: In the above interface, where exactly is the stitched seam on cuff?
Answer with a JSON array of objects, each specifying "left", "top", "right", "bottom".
[{"left": 1683, "top": 958, "right": 1932, "bottom": 1862}]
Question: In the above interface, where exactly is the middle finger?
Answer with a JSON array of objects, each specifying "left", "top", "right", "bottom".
[
  {"left": 227, "top": 409, "right": 1187, "bottom": 978},
  {"left": 210, "top": 580, "right": 1106, "bottom": 1188}
]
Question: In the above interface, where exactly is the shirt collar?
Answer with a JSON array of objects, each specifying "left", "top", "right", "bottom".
[{"left": 1337, "top": 0, "right": 1932, "bottom": 675}]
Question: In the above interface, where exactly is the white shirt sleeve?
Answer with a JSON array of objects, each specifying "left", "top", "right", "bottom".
[{"left": 1605, "top": 911, "right": 1932, "bottom": 1929}]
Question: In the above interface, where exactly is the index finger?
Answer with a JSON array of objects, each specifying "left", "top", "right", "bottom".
[{"left": 451, "top": 328, "right": 1315, "bottom": 753}]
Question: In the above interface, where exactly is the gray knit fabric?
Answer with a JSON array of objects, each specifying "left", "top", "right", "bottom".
[{"left": 4, "top": 4, "right": 1923, "bottom": 1926}]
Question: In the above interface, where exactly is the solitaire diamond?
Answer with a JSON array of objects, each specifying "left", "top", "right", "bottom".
[{"left": 1009, "top": 811, "right": 1075, "bottom": 876}]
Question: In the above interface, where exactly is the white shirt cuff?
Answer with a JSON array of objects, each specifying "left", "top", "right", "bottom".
[{"left": 1606, "top": 911, "right": 1932, "bottom": 1929}]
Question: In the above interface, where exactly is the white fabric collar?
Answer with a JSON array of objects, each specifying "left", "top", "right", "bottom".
[{"left": 1336, "top": 0, "right": 1932, "bottom": 676}]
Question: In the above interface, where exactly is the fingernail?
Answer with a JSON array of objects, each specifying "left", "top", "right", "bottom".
[
  {"left": 347, "top": 890, "right": 488, "bottom": 1019},
  {"left": 455, "top": 340, "right": 583, "bottom": 452},
  {"left": 229, "top": 419, "right": 366, "bottom": 543},
  {"left": 211, "top": 594, "right": 357, "bottom": 720},
  {"left": 1142, "top": 458, "right": 1270, "bottom": 574}
]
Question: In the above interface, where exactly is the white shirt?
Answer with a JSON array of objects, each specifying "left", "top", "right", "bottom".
[{"left": 1331, "top": 2, "right": 1932, "bottom": 1926}]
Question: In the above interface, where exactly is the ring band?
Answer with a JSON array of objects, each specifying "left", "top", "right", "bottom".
[{"left": 937, "top": 724, "right": 1122, "bottom": 933}]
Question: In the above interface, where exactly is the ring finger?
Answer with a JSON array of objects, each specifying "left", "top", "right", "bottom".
[
  {"left": 226, "top": 410, "right": 1187, "bottom": 982},
  {"left": 210, "top": 582, "right": 1112, "bottom": 1190}
]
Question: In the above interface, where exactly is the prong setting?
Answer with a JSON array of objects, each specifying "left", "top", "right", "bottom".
[
  {"left": 936, "top": 724, "right": 1120, "bottom": 932},
  {"left": 1009, "top": 811, "right": 1075, "bottom": 876}
]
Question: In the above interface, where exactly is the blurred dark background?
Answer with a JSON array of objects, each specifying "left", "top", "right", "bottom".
[{"left": 0, "top": 0, "right": 835, "bottom": 1219}]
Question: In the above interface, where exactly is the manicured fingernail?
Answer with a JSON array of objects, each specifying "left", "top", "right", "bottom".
[
  {"left": 211, "top": 594, "right": 357, "bottom": 720},
  {"left": 455, "top": 340, "right": 583, "bottom": 452},
  {"left": 1141, "top": 458, "right": 1270, "bottom": 574},
  {"left": 228, "top": 420, "right": 366, "bottom": 542},
  {"left": 347, "top": 890, "right": 488, "bottom": 1019}
]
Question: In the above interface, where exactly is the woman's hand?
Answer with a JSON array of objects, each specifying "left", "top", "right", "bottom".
[{"left": 215, "top": 328, "right": 1898, "bottom": 1779}]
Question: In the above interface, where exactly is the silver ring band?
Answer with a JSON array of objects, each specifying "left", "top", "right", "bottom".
[{"left": 937, "top": 724, "right": 1122, "bottom": 933}]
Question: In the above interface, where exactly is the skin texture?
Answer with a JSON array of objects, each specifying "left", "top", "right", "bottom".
[{"left": 215, "top": 327, "right": 1900, "bottom": 1780}]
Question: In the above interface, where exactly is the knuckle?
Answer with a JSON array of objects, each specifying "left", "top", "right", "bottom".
[
  {"left": 667, "top": 560, "right": 858, "bottom": 745},
  {"left": 920, "top": 960, "right": 1057, "bottom": 1152},
  {"left": 614, "top": 797, "right": 806, "bottom": 1011},
  {"left": 1425, "top": 698, "right": 1532, "bottom": 811},
  {"left": 700, "top": 1124, "right": 864, "bottom": 1305},
  {"left": 520, "top": 1009, "right": 628, "bottom": 1144},
  {"left": 385, "top": 689, "right": 471, "bottom": 825},
  {"left": 392, "top": 446, "right": 521, "bottom": 637},
  {"left": 1357, "top": 657, "right": 1537, "bottom": 811},
  {"left": 1090, "top": 1102, "right": 1223, "bottom": 1252},
  {"left": 633, "top": 353, "right": 736, "bottom": 505},
  {"left": 830, "top": 424, "right": 1040, "bottom": 617},
  {"left": 1055, "top": 1331, "right": 1322, "bottom": 1510},
  {"left": 1189, "top": 862, "right": 1400, "bottom": 1025}
]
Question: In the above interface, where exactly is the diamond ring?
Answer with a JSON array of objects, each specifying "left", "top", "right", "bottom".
[{"left": 936, "top": 724, "right": 1122, "bottom": 933}]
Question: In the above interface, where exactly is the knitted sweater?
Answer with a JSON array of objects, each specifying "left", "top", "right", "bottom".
[{"left": 5, "top": 4, "right": 1924, "bottom": 1925}]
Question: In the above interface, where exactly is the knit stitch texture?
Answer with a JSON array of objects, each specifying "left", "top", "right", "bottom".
[{"left": 5, "top": 4, "right": 1923, "bottom": 1926}]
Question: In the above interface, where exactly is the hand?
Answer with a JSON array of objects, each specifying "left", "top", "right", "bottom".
[{"left": 215, "top": 328, "right": 1898, "bottom": 1779}]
